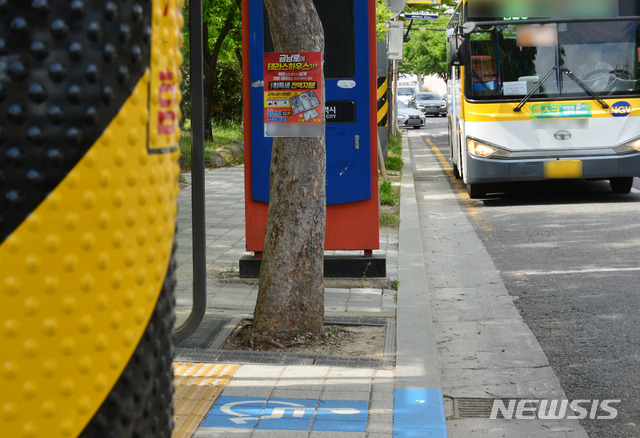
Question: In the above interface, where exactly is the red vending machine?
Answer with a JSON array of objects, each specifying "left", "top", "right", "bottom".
[{"left": 240, "top": 0, "right": 384, "bottom": 278}]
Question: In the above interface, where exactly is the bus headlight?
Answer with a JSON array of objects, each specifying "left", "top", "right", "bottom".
[
  {"left": 614, "top": 138, "right": 640, "bottom": 154},
  {"left": 467, "top": 138, "right": 512, "bottom": 158}
]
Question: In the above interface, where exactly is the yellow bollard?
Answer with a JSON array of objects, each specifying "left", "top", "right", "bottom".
[{"left": 0, "top": 1, "right": 183, "bottom": 436}]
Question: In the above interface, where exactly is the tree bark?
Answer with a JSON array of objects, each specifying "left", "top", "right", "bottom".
[{"left": 253, "top": 0, "right": 326, "bottom": 341}]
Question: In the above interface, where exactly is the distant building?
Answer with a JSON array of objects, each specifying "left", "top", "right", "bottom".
[{"left": 399, "top": 73, "right": 446, "bottom": 95}]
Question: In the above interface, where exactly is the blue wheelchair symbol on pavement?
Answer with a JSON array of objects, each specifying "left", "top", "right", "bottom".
[{"left": 203, "top": 397, "right": 368, "bottom": 432}]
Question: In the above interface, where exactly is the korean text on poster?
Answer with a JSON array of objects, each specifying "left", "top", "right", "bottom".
[{"left": 264, "top": 52, "right": 323, "bottom": 137}]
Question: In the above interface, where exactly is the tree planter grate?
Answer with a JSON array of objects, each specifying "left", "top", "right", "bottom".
[{"left": 175, "top": 314, "right": 395, "bottom": 369}]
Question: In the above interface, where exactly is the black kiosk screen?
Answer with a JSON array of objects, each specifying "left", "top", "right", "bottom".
[{"left": 263, "top": 0, "right": 356, "bottom": 79}]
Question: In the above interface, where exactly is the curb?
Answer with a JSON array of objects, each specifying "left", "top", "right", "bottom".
[{"left": 394, "top": 132, "right": 447, "bottom": 437}]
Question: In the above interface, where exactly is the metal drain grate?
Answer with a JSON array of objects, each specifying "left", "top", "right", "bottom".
[
  {"left": 324, "top": 316, "right": 387, "bottom": 327},
  {"left": 452, "top": 398, "right": 537, "bottom": 419},
  {"left": 174, "top": 349, "right": 382, "bottom": 368},
  {"left": 176, "top": 314, "right": 235, "bottom": 349}
]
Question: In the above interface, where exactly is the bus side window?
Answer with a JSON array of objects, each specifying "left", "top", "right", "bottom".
[{"left": 469, "top": 31, "right": 499, "bottom": 95}]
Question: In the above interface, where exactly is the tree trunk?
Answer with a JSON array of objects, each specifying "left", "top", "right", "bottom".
[{"left": 253, "top": 0, "right": 326, "bottom": 341}]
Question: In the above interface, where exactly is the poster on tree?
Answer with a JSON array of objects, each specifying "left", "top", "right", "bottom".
[{"left": 263, "top": 52, "right": 323, "bottom": 137}]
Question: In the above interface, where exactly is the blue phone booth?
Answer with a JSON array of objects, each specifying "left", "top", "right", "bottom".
[{"left": 242, "top": 0, "right": 383, "bottom": 276}]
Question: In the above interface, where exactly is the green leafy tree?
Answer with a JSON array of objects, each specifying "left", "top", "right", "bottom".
[
  {"left": 401, "top": 14, "right": 450, "bottom": 78},
  {"left": 399, "top": 0, "right": 457, "bottom": 78},
  {"left": 376, "top": 0, "right": 393, "bottom": 41},
  {"left": 180, "top": 0, "right": 389, "bottom": 135},
  {"left": 181, "top": 0, "right": 242, "bottom": 139}
]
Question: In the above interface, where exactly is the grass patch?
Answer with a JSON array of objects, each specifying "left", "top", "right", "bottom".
[
  {"left": 179, "top": 120, "right": 243, "bottom": 171},
  {"left": 385, "top": 155, "right": 403, "bottom": 172},
  {"left": 388, "top": 130, "right": 402, "bottom": 155},
  {"left": 379, "top": 178, "right": 400, "bottom": 228},
  {"left": 380, "top": 208, "right": 400, "bottom": 228},
  {"left": 379, "top": 179, "right": 400, "bottom": 206},
  {"left": 379, "top": 130, "right": 402, "bottom": 229},
  {"left": 384, "top": 129, "right": 403, "bottom": 171}
]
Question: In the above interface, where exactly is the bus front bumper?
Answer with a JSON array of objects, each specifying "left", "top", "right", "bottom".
[{"left": 465, "top": 151, "right": 640, "bottom": 184}]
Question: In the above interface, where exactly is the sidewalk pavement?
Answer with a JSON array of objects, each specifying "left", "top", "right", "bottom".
[
  {"left": 172, "top": 143, "right": 444, "bottom": 437},
  {"left": 171, "top": 130, "right": 588, "bottom": 437}
]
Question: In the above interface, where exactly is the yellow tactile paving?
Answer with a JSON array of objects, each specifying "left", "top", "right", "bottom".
[{"left": 172, "top": 362, "right": 239, "bottom": 437}]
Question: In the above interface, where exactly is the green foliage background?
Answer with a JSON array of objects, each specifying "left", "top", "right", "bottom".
[
  {"left": 401, "top": 14, "right": 450, "bottom": 78},
  {"left": 399, "top": 1, "right": 457, "bottom": 79},
  {"left": 180, "top": 0, "right": 243, "bottom": 132},
  {"left": 180, "top": 0, "right": 394, "bottom": 130}
]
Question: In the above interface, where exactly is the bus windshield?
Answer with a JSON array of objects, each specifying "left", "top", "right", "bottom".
[{"left": 466, "top": 20, "right": 640, "bottom": 100}]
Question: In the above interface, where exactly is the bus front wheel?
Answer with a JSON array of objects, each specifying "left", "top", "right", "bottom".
[
  {"left": 452, "top": 162, "right": 461, "bottom": 179},
  {"left": 467, "top": 183, "right": 487, "bottom": 199},
  {"left": 610, "top": 177, "right": 633, "bottom": 194}
]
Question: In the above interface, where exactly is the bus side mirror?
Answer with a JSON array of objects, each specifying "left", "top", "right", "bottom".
[
  {"left": 449, "top": 35, "right": 466, "bottom": 66},
  {"left": 449, "top": 22, "right": 475, "bottom": 66}
]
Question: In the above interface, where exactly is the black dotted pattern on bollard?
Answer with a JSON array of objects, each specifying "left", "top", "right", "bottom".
[
  {"left": 79, "top": 242, "right": 177, "bottom": 438},
  {"left": 0, "top": 1, "right": 152, "bottom": 243}
]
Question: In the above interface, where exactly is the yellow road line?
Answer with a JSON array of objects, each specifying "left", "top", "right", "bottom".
[
  {"left": 172, "top": 362, "right": 239, "bottom": 438},
  {"left": 424, "top": 137, "right": 495, "bottom": 237},
  {"left": 424, "top": 137, "right": 470, "bottom": 201}
]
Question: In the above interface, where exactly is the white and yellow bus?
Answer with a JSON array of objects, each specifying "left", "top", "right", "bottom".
[{"left": 446, "top": 0, "right": 640, "bottom": 198}]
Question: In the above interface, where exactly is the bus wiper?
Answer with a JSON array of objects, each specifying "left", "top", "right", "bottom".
[
  {"left": 560, "top": 68, "right": 609, "bottom": 109},
  {"left": 514, "top": 66, "right": 557, "bottom": 112}
]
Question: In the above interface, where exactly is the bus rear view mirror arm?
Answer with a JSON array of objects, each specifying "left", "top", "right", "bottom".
[{"left": 462, "top": 22, "right": 476, "bottom": 35}]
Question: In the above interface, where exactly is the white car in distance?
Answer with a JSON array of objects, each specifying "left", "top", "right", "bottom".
[{"left": 396, "top": 100, "right": 426, "bottom": 129}]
